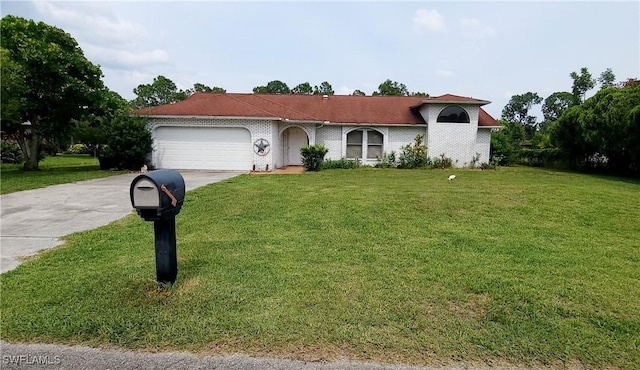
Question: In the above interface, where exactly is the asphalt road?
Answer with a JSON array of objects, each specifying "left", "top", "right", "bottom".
[{"left": 0, "top": 341, "right": 434, "bottom": 370}]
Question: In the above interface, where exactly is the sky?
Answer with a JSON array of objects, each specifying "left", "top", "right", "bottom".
[{"left": 2, "top": 0, "right": 639, "bottom": 119}]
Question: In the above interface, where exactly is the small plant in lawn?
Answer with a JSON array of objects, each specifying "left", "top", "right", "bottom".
[
  {"left": 1, "top": 140, "right": 23, "bottom": 164},
  {"left": 375, "top": 151, "right": 397, "bottom": 168},
  {"left": 398, "top": 134, "right": 429, "bottom": 169},
  {"left": 479, "top": 162, "right": 496, "bottom": 170},
  {"left": 300, "top": 144, "right": 329, "bottom": 171},
  {"left": 431, "top": 153, "right": 453, "bottom": 169},
  {"left": 321, "top": 157, "right": 361, "bottom": 169},
  {"left": 469, "top": 152, "right": 481, "bottom": 168},
  {"left": 67, "top": 143, "right": 91, "bottom": 155}
]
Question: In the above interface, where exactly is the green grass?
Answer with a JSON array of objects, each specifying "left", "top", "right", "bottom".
[
  {"left": 0, "top": 155, "right": 127, "bottom": 194},
  {"left": 1, "top": 167, "right": 639, "bottom": 368}
]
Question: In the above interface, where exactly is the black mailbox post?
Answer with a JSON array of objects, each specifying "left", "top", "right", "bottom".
[{"left": 130, "top": 170, "right": 185, "bottom": 284}]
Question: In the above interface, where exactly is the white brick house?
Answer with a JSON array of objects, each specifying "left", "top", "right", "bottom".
[{"left": 135, "top": 93, "right": 501, "bottom": 171}]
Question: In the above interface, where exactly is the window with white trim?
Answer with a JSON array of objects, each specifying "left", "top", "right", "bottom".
[
  {"left": 437, "top": 106, "right": 470, "bottom": 123},
  {"left": 346, "top": 129, "right": 383, "bottom": 159}
]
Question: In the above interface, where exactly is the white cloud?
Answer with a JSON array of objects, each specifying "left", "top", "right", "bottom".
[
  {"left": 83, "top": 45, "right": 169, "bottom": 70},
  {"left": 32, "top": 0, "right": 169, "bottom": 72},
  {"left": 460, "top": 18, "right": 496, "bottom": 39},
  {"left": 436, "top": 69, "right": 455, "bottom": 77},
  {"left": 413, "top": 9, "right": 447, "bottom": 33},
  {"left": 101, "top": 69, "right": 156, "bottom": 100},
  {"left": 33, "top": 1, "right": 147, "bottom": 46}
]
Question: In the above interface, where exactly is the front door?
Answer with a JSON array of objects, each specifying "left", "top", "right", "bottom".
[{"left": 287, "top": 127, "right": 308, "bottom": 165}]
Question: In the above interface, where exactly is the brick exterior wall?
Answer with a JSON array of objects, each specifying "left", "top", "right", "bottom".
[
  {"left": 148, "top": 117, "right": 275, "bottom": 170},
  {"left": 148, "top": 108, "right": 492, "bottom": 170},
  {"left": 316, "top": 126, "right": 342, "bottom": 160},
  {"left": 417, "top": 104, "right": 485, "bottom": 166}
]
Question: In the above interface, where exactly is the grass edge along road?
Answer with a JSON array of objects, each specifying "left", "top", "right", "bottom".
[
  {"left": 1, "top": 167, "right": 639, "bottom": 368},
  {"left": 0, "top": 155, "right": 127, "bottom": 194}
]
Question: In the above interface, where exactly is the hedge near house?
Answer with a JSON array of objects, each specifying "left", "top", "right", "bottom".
[{"left": 300, "top": 144, "right": 328, "bottom": 171}]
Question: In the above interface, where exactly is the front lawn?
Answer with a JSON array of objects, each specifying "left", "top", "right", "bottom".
[
  {"left": 0, "top": 155, "right": 127, "bottom": 194},
  {"left": 1, "top": 167, "right": 639, "bottom": 368}
]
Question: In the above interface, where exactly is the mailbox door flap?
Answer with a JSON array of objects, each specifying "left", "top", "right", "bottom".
[
  {"left": 133, "top": 178, "right": 160, "bottom": 208},
  {"left": 160, "top": 184, "right": 178, "bottom": 207}
]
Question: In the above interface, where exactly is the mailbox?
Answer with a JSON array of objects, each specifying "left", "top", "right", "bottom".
[
  {"left": 130, "top": 169, "right": 185, "bottom": 284},
  {"left": 130, "top": 169, "right": 185, "bottom": 221}
]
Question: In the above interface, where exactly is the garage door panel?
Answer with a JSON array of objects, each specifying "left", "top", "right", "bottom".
[{"left": 153, "top": 127, "right": 252, "bottom": 170}]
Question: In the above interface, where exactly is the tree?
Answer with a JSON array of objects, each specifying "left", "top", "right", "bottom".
[
  {"left": 570, "top": 67, "right": 595, "bottom": 102},
  {"left": 501, "top": 92, "right": 543, "bottom": 139},
  {"left": 490, "top": 129, "right": 516, "bottom": 165},
  {"left": 619, "top": 78, "right": 639, "bottom": 88},
  {"left": 192, "top": 83, "right": 225, "bottom": 94},
  {"left": 541, "top": 91, "right": 576, "bottom": 124},
  {"left": 352, "top": 89, "right": 366, "bottom": 96},
  {"left": 598, "top": 68, "right": 616, "bottom": 89},
  {"left": 550, "top": 83, "right": 640, "bottom": 175},
  {"left": 72, "top": 89, "right": 129, "bottom": 157},
  {"left": 292, "top": 82, "right": 313, "bottom": 95},
  {"left": 98, "top": 116, "right": 153, "bottom": 170},
  {"left": 252, "top": 85, "right": 269, "bottom": 94},
  {"left": 0, "top": 48, "right": 25, "bottom": 128},
  {"left": 373, "top": 79, "right": 409, "bottom": 96},
  {"left": 410, "top": 92, "right": 429, "bottom": 97},
  {"left": 253, "top": 80, "right": 290, "bottom": 94},
  {"left": 1, "top": 15, "right": 104, "bottom": 170},
  {"left": 313, "top": 81, "right": 334, "bottom": 95},
  {"left": 130, "top": 75, "right": 189, "bottom": 109}
]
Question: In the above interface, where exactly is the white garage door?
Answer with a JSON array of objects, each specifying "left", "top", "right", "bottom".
[{"left": 153, "top": 127, "right": 252, "bottom": 170}]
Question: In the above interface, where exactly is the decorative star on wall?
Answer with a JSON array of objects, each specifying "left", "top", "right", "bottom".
[{"left": 253, "top": 138, "right": 270, "bottom": 156}]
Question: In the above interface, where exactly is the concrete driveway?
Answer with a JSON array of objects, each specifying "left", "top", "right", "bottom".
[{"left": 0, "top": 170, "right": 245, "bottom": 273}]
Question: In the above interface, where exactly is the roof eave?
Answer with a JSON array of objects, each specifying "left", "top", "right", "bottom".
[
  {"left": 132, "top": 114, "right": 283, "bottom": 121},
  {"left": 410, "top": 100, "right": 491, "bottom": 109},
  {"left": 322, "top": 122, "right": 426, "bottom": 127}
]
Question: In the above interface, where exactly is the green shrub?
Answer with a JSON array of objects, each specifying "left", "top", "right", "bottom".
[
  {"left": 321, "top": 158, "right": 360, "bottom": 170},
  {"left": 398, "top": 134, "right": 429, "bottom": 169},
  {"left": 431, "top": 153, "right": 453, "bottom": 169},
  {"left": 68, "top": 143, "right": 91, "bottom": 155},
  {"left": 517, "top": 148, "right": 562, "bottom": 167},
  {"left": 375, "top": 151, "right": 397, "bottom": 168},
  {"left": 300, "top": 144, "right": 329, "bottom": 171},
  {"left": 479, "top": 161, "right": 496, "bottom": 170},
  {"left": 1, "top": 140, "right": 23, "bottom": 164},
  {"left": 98, "top": 116, "right": 153, "bottom": 170},
  {"left": 469, "top": 152, "right": 481, "bottom": 168},
  {"left": 490, "top": 130, "right": 517, "bottom": 166}
]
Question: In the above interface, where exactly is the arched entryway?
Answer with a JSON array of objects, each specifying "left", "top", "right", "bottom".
[{"left": 282, "top": 126, "right": 309, "bottom": 166}]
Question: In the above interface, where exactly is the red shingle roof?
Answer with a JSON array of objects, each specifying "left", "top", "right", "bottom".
[
  {"left": 416, "top": 94, "right": 491, "bottom": 105},
  {"left": 134, "top": 93, "right": 500, "bottom": 127}
]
